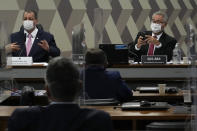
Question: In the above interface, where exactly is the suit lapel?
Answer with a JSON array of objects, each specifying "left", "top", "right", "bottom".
[
  {"left": 154, "top": 32, "right": 165, "bottom": 54},
  {"left": 28, "top": 30, "right": 42, "bottom": 56},
  {"left": 159, "top": 32, "right": 166, "bottom": 44},
  {"left": 18, "top": 32, "right": 27, "bottom": 56}
]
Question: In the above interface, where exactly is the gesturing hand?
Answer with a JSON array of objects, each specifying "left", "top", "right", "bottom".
[
  {"left": 6, "top": 43, "right": 20, "bottom": 52},
  {"left": 38, "top": 40, "right": 49, "bottom": 52},
  {"left": 136, "top": 36, "right": 147, "bottom": 48},
  {"left": 145, "top": 35, "right": 160, "bottom": 46}
]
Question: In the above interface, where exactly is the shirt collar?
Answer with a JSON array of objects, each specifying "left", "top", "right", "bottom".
[
  {"left": 152, "top": 32, "right": 163, "bottom": 40},
  {"left": 24, "top": 27, "right": 38, "bottom": 38}
]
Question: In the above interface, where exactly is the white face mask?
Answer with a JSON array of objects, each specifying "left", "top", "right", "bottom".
[
  {"left": 150, "top": 22, "right": 162, "bottom": 33},
  {"left": 23, "top": 20, "right": 34, "bottom": 31}
]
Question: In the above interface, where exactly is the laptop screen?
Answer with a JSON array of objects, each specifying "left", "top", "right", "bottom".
[{"left": 99, "top": 44, "right": 128, "bottom": 65}]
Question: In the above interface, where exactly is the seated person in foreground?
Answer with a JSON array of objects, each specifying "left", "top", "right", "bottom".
[
  {"left": 129, "top": 11, "right": 177, "bottom": 61},
  {"left": 8, "top": 57, "right": 113, "bottom": 131},
  {"left": 8, "top": 9, "right": 60, "bottom": 62},
  {"left": 81, "top": 48, "right": 133, "bottom": 102}
]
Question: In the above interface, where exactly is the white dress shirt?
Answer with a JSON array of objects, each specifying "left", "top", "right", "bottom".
[{"left": 24, "top": 27, "right": 38, "bottom": 50}]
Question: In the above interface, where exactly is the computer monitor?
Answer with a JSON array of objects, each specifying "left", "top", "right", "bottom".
[{"left": 99, "top": 44, "right": 128, "bottom": 65}]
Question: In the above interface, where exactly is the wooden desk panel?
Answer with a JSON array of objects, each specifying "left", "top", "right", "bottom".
[
  {"left": 0, "top": 105, "right": 191, "bottom": 120},
  {"left": 132, "top": 90, "right": 184, "bottom": 102},
  {"left": 83, "top": 106, "right": 191, "bottom": 120},
  {"left": 83, "top": 106, "right": 192, "bottom": 130},
  {"left": 0, "top": 106, "right": 192, "bottom": 131}
]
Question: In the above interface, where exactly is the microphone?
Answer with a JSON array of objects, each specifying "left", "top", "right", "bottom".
[
  {"left": 18, "top": 33, "right": 26, "bottom": 57},
  {"left": 127, "top": 42, "right": 140, "bottom": 62},
  {"left": 128, "top": 50, "right": 140, "bottom": 63}
]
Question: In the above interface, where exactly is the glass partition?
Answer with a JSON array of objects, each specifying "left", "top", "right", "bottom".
[
  {"left": 71, "top": 23, "right": 86, "bottom": 105},
  {"left": 94, "top": 8, "right": 105, "bottom": 48},
  {"left": 0, "top": 21, "right": 13, "bottom": 101},
  {"left": 184, "top": 23, "right": 197, "bottom": 130}
]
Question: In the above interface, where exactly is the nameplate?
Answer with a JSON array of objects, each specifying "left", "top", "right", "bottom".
[
  {"left": 141, "top": 55, "right": 167, "bottom": 64},
  {"left": 7, "top": 57, "right": 33, "bottom": 66}
]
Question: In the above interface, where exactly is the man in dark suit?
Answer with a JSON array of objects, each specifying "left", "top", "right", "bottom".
[
  {"left": 8, "top": 10, "right": 60, "bottom": 62},
  {"left": 8, "top": 57, "right": 113, "bottom": 131},
  {"left": 81, "top": 48, "right": 133, "bottom": 102},
  {"left": 129, "top": 11, "right": 177, "bottom": 62}
]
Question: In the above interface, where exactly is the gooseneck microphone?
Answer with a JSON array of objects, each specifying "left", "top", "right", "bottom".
[
  {"left": 128, "top": 50, "right": 140, "bottom": 63},
  {"left": 128, "top": 42, "right": 140, "bottom": 62}
]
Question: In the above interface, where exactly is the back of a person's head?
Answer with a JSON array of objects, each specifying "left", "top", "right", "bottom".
[
  {"left": 85, "top": 48, "right": 108, "bottom": 66},
  {"left": 20, "top": 86, "right": 35, "bottom": 106},
  {"left": 46, "top": 57, "right": 80, "bottom": 101}
]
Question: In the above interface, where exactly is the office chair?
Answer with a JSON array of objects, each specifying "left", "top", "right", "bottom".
[{"left": 146, "top": 121, "right": 189, "bottom": 131}]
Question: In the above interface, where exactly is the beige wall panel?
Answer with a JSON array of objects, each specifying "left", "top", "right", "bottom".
[
  {"left": 36, "top": 0, "right": 56, "bottom": 9},
  {"left": 127, "top": 16, "right": 138, "bottom": 40},
  {"left": 50, "top": 11, "right": 71, "bottom": 53},
  {"left": 0, "top": 0, "right": 19, "bottom": 10},
  {"left": 82, "top": 13, "right": 95, "bottom": 48},
  {"left": 105, "top": 16, "right": 123, "bottom": 43}
]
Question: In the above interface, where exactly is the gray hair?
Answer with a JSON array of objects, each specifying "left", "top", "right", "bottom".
[
  {"left": 46, "top": 57, "right": 81, "bottom": 101},
  {"left": 152, "top": 11, "right": 168, "bottom": 22}
]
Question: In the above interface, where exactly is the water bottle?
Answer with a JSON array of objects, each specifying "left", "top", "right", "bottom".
[{"left": 172, "top": 43, "right": 181, "bottom": 64}]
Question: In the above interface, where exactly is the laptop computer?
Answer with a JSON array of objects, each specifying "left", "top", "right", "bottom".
[
  {"left": 121, "top": 102, "right": 169, "bottom": 110},
  {"left": 99, "top": 44, "right": 128, "bottom": 65}
]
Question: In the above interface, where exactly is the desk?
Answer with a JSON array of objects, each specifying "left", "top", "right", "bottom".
[
  {"left": 1, "top": 64, "right": 196, "bottom": 80},
  {"left": 133, "top": 90, "right": 184, "bottom": 102},
  {"left": 1, "top": 64, "right": 195, "bottom": 91},
  {"left": 85, "top": 106, "right": 192, "bottom": 130},
  {"left": 0, "top": 106, "right": 192, "bottom": 131},
  {"left": 0, "top": 90, "right": 185, "bottom": 105},
  {"left": 0, "top": 106, "right": 27, "bottom": 131},
  {"left": 108, "top": 64, "right": 196, "bottom": 80}
]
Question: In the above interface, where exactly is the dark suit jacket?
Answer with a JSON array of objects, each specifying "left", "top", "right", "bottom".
[
  {"left": 8, "top": 104, "right": 113, "bottom": 131},
  {"left": 129, "top": 31, "right": 177, "bottom": 61},
  {"left": 10, "top": 28, "right": 60, "bottom": 62},
  {"left": 80, "top": 66, "right": 133, "bottom": 102}
]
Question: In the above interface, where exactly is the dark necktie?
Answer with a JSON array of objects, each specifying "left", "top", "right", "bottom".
[{"left": 147, "top": 35, "right": 157, "bottom": 56}]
